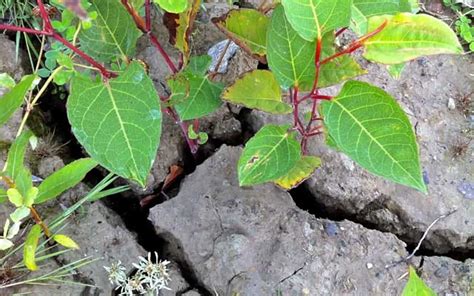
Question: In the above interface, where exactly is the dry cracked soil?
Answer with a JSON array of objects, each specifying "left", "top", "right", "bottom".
[{"left": 0, "top": 0, "right": 473, "bottom": 295}]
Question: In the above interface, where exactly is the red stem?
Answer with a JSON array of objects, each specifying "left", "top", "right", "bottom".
[
  {"left": 0, "top": 24, "right": 49, "bottom": 35},
  {"left": 145, "top": 0, "right": 152, "bottom": 32},
  {"left": 36, "top": 0, "right": 53, "bottom": 32},
  {"left": 321, "top": 20, "right": 388, "bottom": 65},
  {"left": 149, "top": 34, "right": 178, "bottom": 74},
  {"left": 335, "top": 27, "right": 347, "bottom": 38},
  {"left": 122, "top": 0, "right": 178, "bottom": 74},
  {"left": 52, "top": 33, "right": 114, "bottom": 78},
  {"left": 161, "top": 96, "right": 198, "bottom": 154}
]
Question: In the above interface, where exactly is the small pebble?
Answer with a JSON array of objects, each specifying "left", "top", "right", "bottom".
[
  {"left": 447, "top": 98, "right": 456, "bottom": 110},
  {"left": 422, "top": 170, "right": 430, "bottom": 185},
  {"left": 324, "top": 222, "right": 338, "bottom": 237},
  {"left": 457, "top": 182, "right": 474, "bottom": 200},
  {"left": 434, "top": 265, "right": 449, "bottom": 278},
  {"left": 366, "top": 262, "right": 373, "bottom": 269}
]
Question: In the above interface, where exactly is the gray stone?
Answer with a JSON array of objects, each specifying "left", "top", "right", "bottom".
[
  {"left": 0, "top": 34, "right": 28, "bottom": 81},
  {"left": 58, "top": 202, "right": 146, "bottom": 295},
  {"left": 159, "top": 263, "right": 190, "bottom": 295},
  {"left": 247, "top": 54, "right": 474, "bottom": 253},
  {"left": 182, "top": 290, "right": 201, "bottom": 296},
  {"left": 150, "top": 145, "right": 473, "bottom": 295}
]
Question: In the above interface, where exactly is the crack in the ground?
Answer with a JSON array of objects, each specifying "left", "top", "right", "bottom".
[{"left": 289, "top": 185, "right": 474, "bottom": 262}]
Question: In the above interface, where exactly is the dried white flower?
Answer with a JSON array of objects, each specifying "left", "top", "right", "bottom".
[
  {"left": 105, "top": 252, "right": 172, "bottom": 295},
  {"left": 104, "top": 261, "right": 127, "bottom": 286}
]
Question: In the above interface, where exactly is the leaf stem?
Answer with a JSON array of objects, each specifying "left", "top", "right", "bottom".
[
  {"left": 29, "top": 206, "right": 51, "bottom": 237},
  {"left": 0, "top": 0, "right": 114, "bottom": 79},
  {"left": 122, "top": 0, "right": 178, "bottom": 74},
  {"left": 321, "top": 20, "right": 388, "bottom": 65}
]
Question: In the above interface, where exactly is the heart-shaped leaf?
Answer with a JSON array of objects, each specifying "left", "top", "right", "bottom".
[
  {"left": 267, "top": 5, "right": 315, "bottom": 90},
  {"left": 364, "top": 13, "right": 463, "bottom": 64},
  {"left": 281, "top": 0, "right": 352, "bottom": 41},
  {"left": 222, "top": 70, "right": 291, "bottom": 114},
  {"left": 80, "top": 0, "right": 142, "bottom": 62},
  {"left": 238, "top": 124, "right": 301, "bottom": 186},
  {"left": 321, "top": 81, "right": 426, "bottom": 192},
  {"left": 67, "top": 62, "right": 162, "bottom": 186},
  {"left": 213, "top": 9, "right": 269, "bottom": 62},
  {"left": 169, "top": 73, "right": 223, "bottom": 120}
]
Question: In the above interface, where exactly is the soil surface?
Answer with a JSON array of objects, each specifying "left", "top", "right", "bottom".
[{"left": 0, "top": 0, "right": 473, "bottom": 295}]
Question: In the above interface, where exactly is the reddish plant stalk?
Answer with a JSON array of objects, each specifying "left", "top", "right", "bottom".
[
  {"left": 122, "top": 0, "right": 178, "bottom": 74},
  {"left": 321, "top": 20, "right": 388, "bottom": 65},
  {"left": 0, "top": 0, "right": 113, "bottom": 79},
  {"left": 161, "top": 96, "right": 199, "bottom": 154}
]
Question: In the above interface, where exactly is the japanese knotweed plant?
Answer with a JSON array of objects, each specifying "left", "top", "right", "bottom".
[{"left": 0, "top": 1, "right": 464, "bottom": 257}]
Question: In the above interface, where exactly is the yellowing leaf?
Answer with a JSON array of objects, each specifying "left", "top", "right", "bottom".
[
  {"left": 238, "top": 125, "right": 301, "bottom": 186},
  {"left": 24, "top": 225, "right": 42, "bottom": 271},
  {"left": 0, "top": 239, "right": 14, "bottom": 251},
  {"left": 222, "top": 70, "right": 291, "bottom": 114},
  {"left": 53, "top": 234, "right": 80, "bottom": 250},
  {"left": 213, "top": 9, "right": 269, "bottom": 62},
  {"left": 7, "top": 188, "right": 23, "bottom": 207},
  {"left": 364, "top": 13, "right": 463, "bottom": 64},
  {"left": 275, "top": 156, "right": 321, "bottom": 190},
  {"left": 163, "top": 0, "right": 201, "bottom": 65}
]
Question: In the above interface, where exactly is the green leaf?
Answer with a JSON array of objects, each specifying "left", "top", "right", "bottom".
[
  {"left": 222, "top": 70, "right": 291, "bottom": 114},
  {"left": 364, "top": 13, "right": 463, "bottom": 64},
  {"left": 213, "top": 9, "right": 269, "bottom": 62},
  {"left": 350, "top": 1, "right": 420, "bottom": 35},
  {"left": 0, "top": 75, "right": 35, "bottom": 125},
  {"left": 5, "top": 130, "right": 34, "bottom": 185},
  {"left": 321, "top": 81, "right": 426, "bottom": 192},
  {"left": 185, "top": 55, "right": 212, "bottom": 76},
  {"left": 267, "top": 5, "right": 315, "bottom": 90},
  {"left": 36, "top": 158, "right": 97, "bottom": 204},
  {"left": 169, "top": 74, "right": 223, "bottom": 120},
  {"left": 238, "top": 124, "right": 301, "bottom": 186},
  {"left": 281, "top": 0, "right": 351, "bottom": 41},
  {"left": 67, "top": 62, "right": 162, "bottom": 187},
  {"left": 15, "top": 167, "right": 33, "bottom": 198},
  {"left": 23, "top": 187, "right": 38, "bottom": 207},
  {"left": 387, "top": 63, "right": 406, "bottom": 79},
  {"left": 154, "top": 0, "right": 188, "bottom": 13},
  {"left": 52, "top": 234, "right": 80, "bottom": 250},
  {"left": 319, "top": 33, "right": 366, "bottom": 88},
  {"left": 0, "top": 73, "right": 15, "bottom": 89},
  {"left": 7, "top": 188, "right": 23, "bottom": 207},
  {"left": 79, "top": 0, "right": 142, "bottom": 62},
  {"left": 24, "top": 224, "right": 42, "bottom": 271},
  {"left": 402, "top": 266, "right": 437, "bottom": 296},
  {"left": 274, "top": 156, "right": 321, "bottom": 190}
]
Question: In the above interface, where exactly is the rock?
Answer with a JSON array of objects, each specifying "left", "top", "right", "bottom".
[
  {"left": 159, "top": 263, "right": 190, "bottom": 295},
  {"left": 247, "top": 54, "right": 474, "bottom": 254},
  {"left": 58, "top": 202, "right": 146, "bottom": 295},
  {"left": 182, "top": 290, "right": 201, "bottom": 296},
  {"left": 0, "top": 34, "right": 28, "bottom": 80},
  {"left": 200, "top": 106, "right": 242, "bottom": 144},
  {"left": 448, "top": 97, "right": 456, "bottom": 110},
  {"left": 149, "top": 145, "right": 473, "bottom": 295},
  {"left": 37, "top": 155, "right": 65, "bottom": 178}
]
